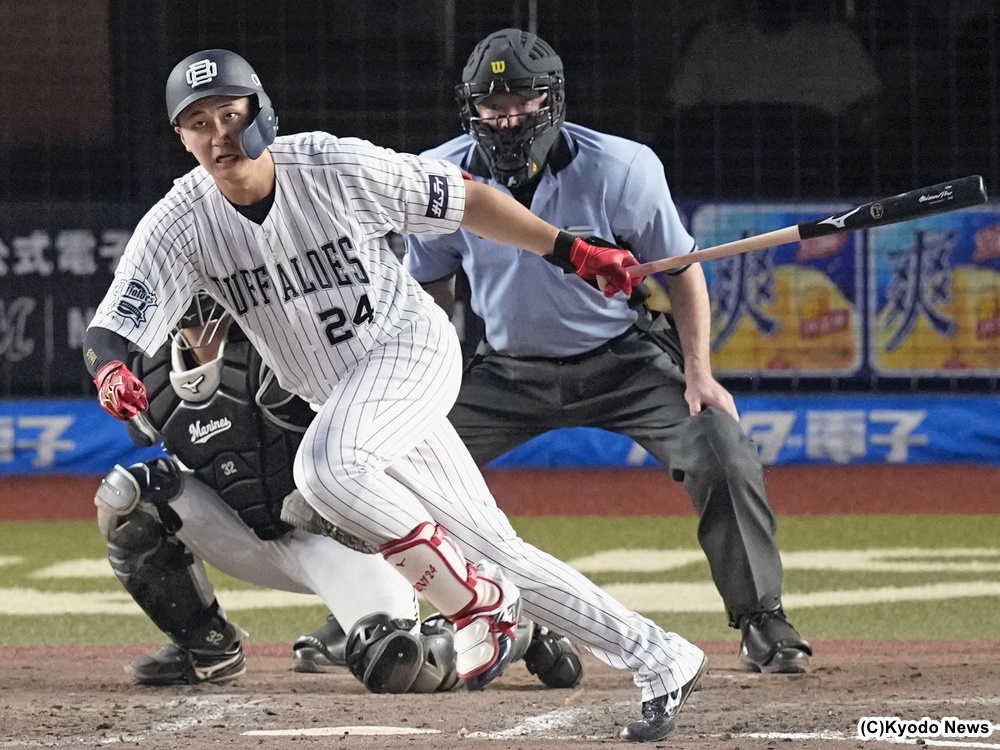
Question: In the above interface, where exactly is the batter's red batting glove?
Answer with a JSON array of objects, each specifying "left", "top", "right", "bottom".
[
  {"left": 94, "top": 361, "right": 148, "bottom": 421},
  {"left": 544, "top": 232, "right": 644, "bottom": 298}
]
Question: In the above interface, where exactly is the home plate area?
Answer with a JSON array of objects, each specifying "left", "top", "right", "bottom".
[{"left": 1, "top": 641, "right": 997, "bottom": 749}]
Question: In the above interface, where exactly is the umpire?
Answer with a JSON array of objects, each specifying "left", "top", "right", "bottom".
[{"left": 404, "top": 28, "right": 812, "bottom": 673}]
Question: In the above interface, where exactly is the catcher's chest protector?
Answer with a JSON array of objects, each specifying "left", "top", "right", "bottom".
[{"left": 135, "top": 335, "right": 314, "bottom": 540}]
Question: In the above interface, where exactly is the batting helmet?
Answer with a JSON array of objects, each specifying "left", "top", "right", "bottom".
[
  {"left": 456, "top": 28, "right": 566, "bottom": 189},
  {"left": 165, "top": 49, "right": 278, "bottom": 159}
]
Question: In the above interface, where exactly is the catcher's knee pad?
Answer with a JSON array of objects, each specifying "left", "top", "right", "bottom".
[
  {"left": 96, "top": 458, "right": 182, "bottom": 515},
  {"left": 105, "top": 510, "right": 232, "bottom": 652},
  {"left": 409, "top": 615, "right": 460, "bottom": 693},
  {"left": 523, "top": 626, "right": 584, "bottom": 689},
  {"left": 344, "top": 613, "right": 423, "bottom": 694}
]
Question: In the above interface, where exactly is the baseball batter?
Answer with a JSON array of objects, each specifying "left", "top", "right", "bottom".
[
  {"left": 405, "top": 29, "right": 812, "bottom": 675},
  {"left": 85, "top": 49, "right": 706, "bottom": 741},
  {"left": 94, "top": 292, "right": 456, "bottom": 693}
]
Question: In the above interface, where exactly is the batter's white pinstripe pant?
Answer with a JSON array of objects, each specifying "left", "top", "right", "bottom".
[{"left": 294, "top": 305, "right": 704, "bottom": 700}]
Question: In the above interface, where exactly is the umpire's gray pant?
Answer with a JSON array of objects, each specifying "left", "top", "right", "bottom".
[{"left": 448, "top": 324, "right": 784, "bottom": 627}]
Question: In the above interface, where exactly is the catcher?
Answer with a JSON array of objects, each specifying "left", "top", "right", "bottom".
[{"left": 94, "top": 292, "right": 581, "bottom": 692}]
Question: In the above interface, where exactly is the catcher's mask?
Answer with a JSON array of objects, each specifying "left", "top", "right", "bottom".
[
  {"left": 456, "top": 28, "right": 565, "bottom": 189},
  {"left": 165, "top": 48, "right": 278, "bottom": 159},
  {"left": 173, "top": 292, "right": 229, "bottom": 352},
  {"left": 168, "top": 293, "right": 230, "bottom": 402}
]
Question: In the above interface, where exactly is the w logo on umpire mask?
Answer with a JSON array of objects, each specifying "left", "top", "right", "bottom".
[{"left": 186, "top": 60, "right": 218, "bottom": 88}]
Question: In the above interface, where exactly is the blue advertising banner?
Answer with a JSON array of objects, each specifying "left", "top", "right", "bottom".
[
  {"left": 489, "top": 394, "right": 1000, "bottom": 469},
  {"left": 3, "top": 396, "right": 997, "bottom": 475},
  {"left": 0, "top": 399, "right": 164, "bottom": 475}
]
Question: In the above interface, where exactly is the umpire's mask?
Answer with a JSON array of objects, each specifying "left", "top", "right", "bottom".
[{"left": 456, "top": 29, "right": 566, "bottom": 189}]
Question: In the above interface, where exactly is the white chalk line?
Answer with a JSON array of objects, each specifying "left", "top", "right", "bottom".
[{"left": 466, "top": 706, "right": 591, "bottom": 739}]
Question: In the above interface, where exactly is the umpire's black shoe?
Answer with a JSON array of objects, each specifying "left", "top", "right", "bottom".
[
  {"left": 128, "top": 642, "right": 246, "bottom": 685},
  {"left": 621, "top": 654, "right": 708, "bottom": 742},
  {"left": 739, "top": 608, "right": 812, "bottom": 674},
  {"left": 293, "top": 615, "right": 348, "bottom": 672}
]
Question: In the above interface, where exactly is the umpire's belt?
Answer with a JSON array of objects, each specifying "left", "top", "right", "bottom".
[{"left": 511, "top": 327, "right": 640, "bottom": 365}]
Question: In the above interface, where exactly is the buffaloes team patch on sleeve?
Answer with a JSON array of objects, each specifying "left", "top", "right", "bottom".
[
  {"left": 114, "top": 278, "right": 158, "bottom": 328},
  {"left": 425, "top": 175, "right": 449, "bottom": 219}
]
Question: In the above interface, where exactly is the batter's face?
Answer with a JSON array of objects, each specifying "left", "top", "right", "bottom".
[
  {"left": 174, "top": 95, "right": 254, "bottom": 175},
  {"left": 474, "top": 92, "right": 547, "bottom": 130}
]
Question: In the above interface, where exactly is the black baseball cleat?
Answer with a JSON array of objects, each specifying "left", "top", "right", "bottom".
[
  {"left": 128, "top": 641, "right": 246, "bottom": 685},
  {"left": 293, "top": 615, "right": 348, "bottom": 672},
  {"left": 621, "top": 654, "right": 708, "bottom": 742},
  {"left": 738, "top": 608, "right": 812, "bottom": 673}
]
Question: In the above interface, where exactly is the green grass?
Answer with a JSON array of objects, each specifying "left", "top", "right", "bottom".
[{"left": 1, "top": 515, "right": 998, "bottom": 647}]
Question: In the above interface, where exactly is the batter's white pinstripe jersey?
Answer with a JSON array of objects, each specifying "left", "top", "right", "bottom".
[{"left": 89, "top": 132, "right": 466, "bottom": 403}]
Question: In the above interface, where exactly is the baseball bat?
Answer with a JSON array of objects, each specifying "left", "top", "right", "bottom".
[{"left": 627, "top": 175, "right": 988, "bottom": 277}]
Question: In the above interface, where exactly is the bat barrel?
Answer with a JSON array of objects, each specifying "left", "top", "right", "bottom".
[
  {"left": 799, "top": 175, "right": 987, "bottom": 240},
  {"left": 625, "top": 175, "right": 989, "bottom": 279}
]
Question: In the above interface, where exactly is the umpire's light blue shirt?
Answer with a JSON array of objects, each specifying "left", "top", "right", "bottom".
[{"left": 404, "top": 123, "right": 695, "bottom": 357}]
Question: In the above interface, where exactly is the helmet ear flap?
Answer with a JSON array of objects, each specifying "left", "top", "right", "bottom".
[{"left": 241, "top": 104, "right": 278, "bottom": 159}]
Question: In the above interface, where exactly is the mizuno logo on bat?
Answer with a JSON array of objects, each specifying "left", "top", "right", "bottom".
[
  {"left": 817, "top": 207, "right": 862, "bottom": 229},
  {"left": 180, "top": 374, "right": 205, "bottom": 393}
]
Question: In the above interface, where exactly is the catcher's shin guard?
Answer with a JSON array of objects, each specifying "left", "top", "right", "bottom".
[
  {"left": 104, "top": 507, "right": 239, "bottom": 653},
  {"left": 380, "top": 523, "right": 521, "bottom": 690}
]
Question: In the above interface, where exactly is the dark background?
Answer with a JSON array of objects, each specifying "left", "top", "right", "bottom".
[{"left": 1, "top": 0, "right": 997, "bottom": 396}]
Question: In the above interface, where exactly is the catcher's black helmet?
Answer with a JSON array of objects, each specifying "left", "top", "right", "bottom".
[
  {"left": 165, "top": 49, "right": 278, "bottom": 159},
  {"left": 456, "top": 29, "right": 565, "bottom": 189}
]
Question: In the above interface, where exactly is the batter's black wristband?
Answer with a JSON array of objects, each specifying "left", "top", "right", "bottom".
[{"left": 543, "top": 230, "right": 577, "bottom": 273}]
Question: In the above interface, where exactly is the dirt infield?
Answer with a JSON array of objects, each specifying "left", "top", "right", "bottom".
[
  {"left": 4, "top": 464, "right": 999, "bottom": 520},
  {"left": 4, "top": 469, "right": 997, "bottom": 747},
  {"left": 1, "top": 640, "right": 997, "bottom": 749}
]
